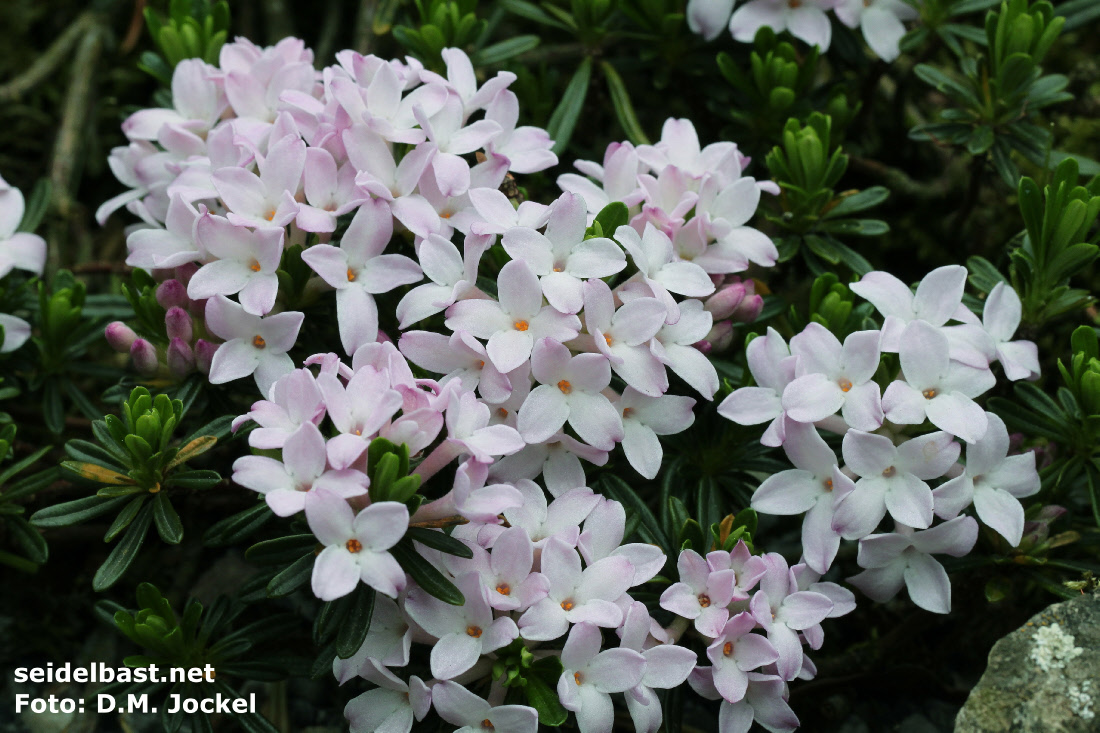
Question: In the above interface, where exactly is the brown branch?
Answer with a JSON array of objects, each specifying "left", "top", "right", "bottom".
[
  {"left": 354, "top": 0, "right": 379, "bottom": 55},
  {"left": 49, "top": 19, "right": 107, "bottom": 224},
  {"left": 0, "top": 13, "right": 99, "bottom": 103}
]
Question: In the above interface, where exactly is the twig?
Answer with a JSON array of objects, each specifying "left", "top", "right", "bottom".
[
  {"left": 50, "top": 20, "right": 106, "bottom": 222},
  {"left": 354, "top": 0, "right": 379, "bottom": 55},
  {"left": 0, "top": 13, "right": 99, "bottom": 103},
  {"left": 262, "top": 0, "right": 296, "bottom": 45},
  {"left": 314, "top": 0, "right": 344, "bottom": 64},
  {"left": 849, "top": 155, "right": 967, "bottom": 201},
  {"left": 121, "top": 0, "right": 149, "bottom": 55}
]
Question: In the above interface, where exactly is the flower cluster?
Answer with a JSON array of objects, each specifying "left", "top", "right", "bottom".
[
  {"left": 686, "top": 0, "right": 918, "bottom": 61},
  {"left": 0, "top": 175, "right": 46, "bottom": 353},
  {"left": 230, "top": 343, "right": 703, "bottom": 733},
  {"left": 720, "top": 265, "right": 1042, "bottom": 612},
  {"left": 665, "top": 549, "right": 854, "bottom": 732}
]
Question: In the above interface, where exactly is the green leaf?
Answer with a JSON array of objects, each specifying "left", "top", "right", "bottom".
[
  {"left": 9, "top": 516, "right": 48, "bottom": 564},
  {"left": 336, "top": 586, "right": 376, "bottom": 659},
  {"left": 599, "top": 474, "right": 670, "bottom": 552},
  {"left": 152, "top": 492, "right": 184, "bottom": 544},
  {"left": 0, "top": 445, "right": 52, "bottom": 486},
  {"left": 406, "top": 526, "right": 474, "bottom": 558},
  {"left": 966, "top": 255, "right": 1007, "bottom": 293},
  {"left": 594, "top": 202, "right": 629, "bottom": 235},
  {"left": 168, "top": 436, "right": 217, "bottom": 469},
  {"left": 31, "top": 495, "right": 131, "bottom": 528},
  {"left": 819, "top": 219, "right": 890, "bottom": 236},
  {"left": 392, "top": 539, "right": 464, "bottom": 605},
  {"left": 165, "top": 469, "right": 222, "bottom": 490},
  {"left": 601, "top": 61, "right": 649, "bottom": 145},
  {"left": 547, "top": 58, "right": 593, "bottom": 155},
  {"left": 823, "top": 187, "right": 890, "bottom": 218},
  {"left": 93, "top": 504, "right": 154, "bottom": 591},
  {"left": 913, "top": 64, "right": 979, "bottom": 105},
  {"left": 497, "top": 0, "right": 573, "bottom": 29},
  {"left": 104, "top": 496, "right": 147, "bottom": 542},
  {"left": 266, "top": 553, "right": 316, "bottom": 598},
  {"left": 16, "top": 178, "right": 52, "bottom": 233},
  {"left": 204, "top": 502, "right": 273, "bottom": 547},
  {"left": 1048, "top": 150, "right": 1100, "bottom": 177},
  {"left": 524, "top": 672, "right": 568, "bottom": 726},
  {"left": 247, "top": 534, "right": 319, "bottom": 566},
  {"left": 472, "top": 35, "right": 539, "bottom": 65}
]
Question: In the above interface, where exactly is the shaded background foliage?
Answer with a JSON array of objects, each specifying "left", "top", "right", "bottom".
[{"left": 1, "top": 0, "right": 1099, "bottom": 731}]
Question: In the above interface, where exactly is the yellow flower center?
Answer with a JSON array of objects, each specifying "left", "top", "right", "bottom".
[
  {"left": 252, "top": 335, "right": 266, "bottom": 349},
  {"left": 882, "top": 466, "right": 896, "bottom": 478},
  {"left": 838, "top": 378, "right": 853, "bottom": 392},
  {"left": 466, "top": 625, "right": 483, "bottom": 638},
  {"left": 723, "top": 642, "right": 733, "bottom": 656},
  {"left": 574, "top": 671, "right": 584, "bottom": 685},
  {"left": 347, "top": 268, "right": 357, "bottom": 282},
  {"left": 698, "top": 594, "right": 711, "bottom": 608},
  {"left": 922, "top": 388, "right": 938, "bottom": 399},
  {"left": 345, "top": 539, "right": 363, "bottom": 553},
  {"left": 496, "top": 583, "right": 511, "bottom": 595},
  {"left": 513, "top": 320, "right": 529, "bottom": 331},
  {"left": 249, "top": 259, "right": 262, "bottom": 272},
  {"left": 561, "top": 599, "right": 575, "bottom": 611}
]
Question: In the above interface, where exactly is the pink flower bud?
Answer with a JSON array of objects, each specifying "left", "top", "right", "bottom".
[
  {"left": 173, "top": 263, "right": 199, "bottom": 286},
  {"left": 704, "top": 281, "right": 748, "bottom": 320},
  {"left": 105, "top": 322, "right": 138, "bottom": 352},
  {"left": 156, "top": 279, "right": 189, "bottom": 310},
  {"left": 730, "top": 293, "right": 763, "bottom": 323},
  {"left": 704, "top": 321, "right": 735, "bottom": 353},
  {"left": 194, "top": 339, "right": 218, "bottom": 376},
  {"left": 164, "top": 307, "right": 193, "bottom": 343},
  {"left": 129, "top": 338, "right": 159, "bottom": 376},
  {"left": 166, "top": 338, "right": 195, "bottom": 378},
  {"left": 693, "top": 339, "right": 713, "bottom": 355}
]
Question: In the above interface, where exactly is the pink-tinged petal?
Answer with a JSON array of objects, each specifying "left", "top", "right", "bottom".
[
  {"left": 862, "top": 5, "right": 908, "bottom": 61},
  {"left": 884, "top": 474, "right": 934, "bottom": 529},
  {"left": 718, "top": 387, "right": 782, "bottom": 425},
  {"left": 903, "top": 552, "right": 952, "bottom": 613},
  {"left": 778, "top": 591, "right": 833, "bottom": 630},
  {"left": 305, "top": 488, "right": 356, "bottom": 544},
  {"left": 897, "top": 320, "right": 950, "bottom": 389},
  {"left": 641, "top": 644, "right": 697, "bottom": 690},
  {"left": 566, "top": 391, "right": 624, "bottom": 450},
  {"left": 925, "top": 392, "right": 987, "bottom": 444},
  {"left": 238, "top": 273, "right": 279, "bottom": 316},
  {"left": 733, "top": 632, "right": 780, "bottom": 672},
  {"left": 622, "top": 420, "right": 661, "bottom": 479},
  {"left": 517, "top": 384, "right": 570, "bottom": 445},
  {"left": 356, "top": 550, "right": 405, "bottom": 598},
  {"left": 729, "top": 0, "right": 788, "bottom": 41},
  {"left": 996, "top": 340, "right": 1040, "bottom": 381},
  {"left": 337, "top": 287, "right": 379, "bottom": 355},
  {"left": 430, "top": 632, "right": 482, "bottom": 680},
  {"left": 311, "top": 546, "right": 360, "bottom": 601},
  {"left": 481, "top": 616, "right": 520, "bottom": 653},
  {"left": 391, "top": 194, "right": 441, "bottom": 239},
  {"left": 519, "top": 597, "right": 570, "bottom": 641},
  {"left": 187, "top": 258, "right": 253, "bottom": 301},
  {"left": 432, "top": 152, "right": 472, "bottom": 198},
  {"left": 801, "top": 500, "right": 841, "bottom": 574},
  {"left": 486, "top": 329, "right": 533, "bottom": 373},
  {"left": 840, "top": 381, "right": 884, "bottom": 431},
  {"left": 566, "top": 238, "right": 626, "bottom": 278},
  {"left": 501, "top": 227, "right": 554, "bottom": 274},
  {"left": 587, "top": 648, "right": 647, "bottom": 693},
  {"left": 896, "top": 431, "right": 961, "bottom": 479},
  {"left": 974, "top": 486, "right": 1025, "bottom": 545},
  {"left": 831, "top": 480, "right": 887, "bottom": 540},
  {"left": 782, "top": 374, "right": 845, "bottom": 424},
  {"left": 913, "top": 265, "right": 967, "bottom": 326},
  {"left": 985, "top": 453, "right": 1040, "bottom": 498},
  {"left": 576, "top": 556, "right": 635, "bottom": 603},
  {"left": 654, "top": 261, "right": 717, "bottom": 297},
  {"left": 432, "top": 680, "right": 489, "bottom": 727},
  {"left": 612, "top": 346, "right": 668, "bottom": 397},
  {"left": 497, "top": 259, "right": 543, "bottom": 319},
  {"left": 932, "top": 475, "right": 974, "bottom": 519},
  {"left": 540, "top": 271, "right": 585, "bottom": 315},
  {"left": 752, "top": 470, "right": 821, "bottom": 515},
  {"left": 841, "top": 430, "right": 896, "bottom": 477},
  {"left": 849, "top": 271, "right": 913, "bottom": 319},
  {"left": 768, "top": 623, "right": 805, "bottom": 681},
  {"left": 302, "top": 244, "right": 351, "bottom": 287},
  {"left": 982, "top": 281, "right": 1021, "bottom": 341},
  {"left": 354, "top": 501, "right": 410, "bottom": 551},
  {"left": 848, "top": 563, "right": 905, "bottom": 603},
  {"left": 661, "top": 582, "right": 703, "bottom": 619},
  {"left": 660, "top": 343, "right": 719, "bottom": 399},
  {"left": 208, "top": 339, "right": 260, "bottom": 384},
  {"left": 855, "top": 532, "right": 911, "bottom": 568},
  {"left": 789, "top": 322, "right": 842, "bottom": 373},
  {"left": 909, "top": 515, "right": 979, "bottom": 557},
  {"left": 786, "top": 5, "right": 832, "bottom": 49}
]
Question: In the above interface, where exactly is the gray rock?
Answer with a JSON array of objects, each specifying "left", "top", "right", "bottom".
[{"left": 955, "top": 591, "right": 1100, "bottom": 732}]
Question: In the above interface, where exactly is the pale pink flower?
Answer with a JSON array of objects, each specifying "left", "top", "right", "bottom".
[
  {"left": 301, "top": 199, "right": 423, "bottom": 354},
  {"left": 305, "top": 488, "right": 408, "bottom": 600},
  {"left": 187, "top": 213, "right": 284, "bottom": 315},
  {"left": 203, "top": 295, "right": 303, "bottom": 394},
  {"left": 557, "top": 622, "right": 647, "bottom": 733},
  {"left": 848, "top": 517, "right": 979, "bottom": 613}
]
